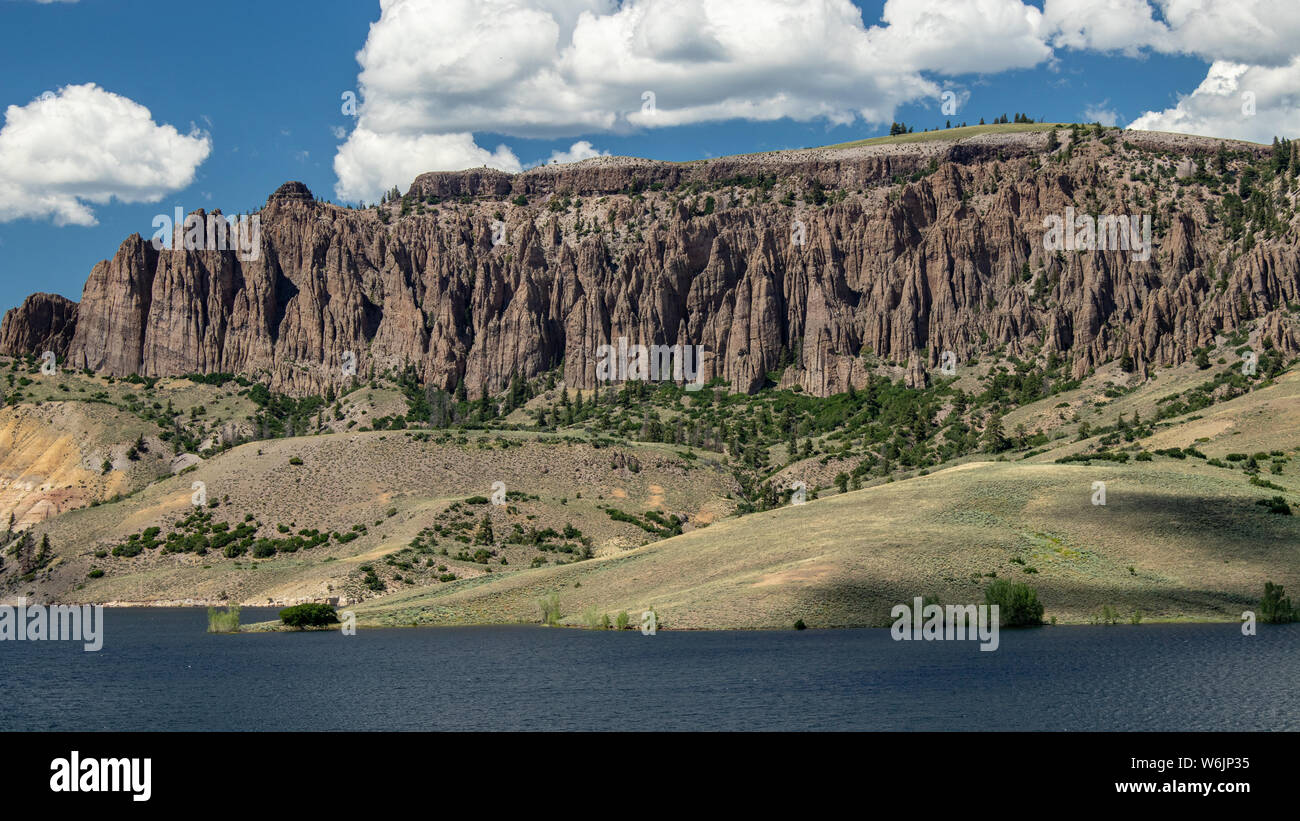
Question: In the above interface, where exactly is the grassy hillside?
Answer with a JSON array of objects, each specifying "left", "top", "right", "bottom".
[
  {"left": 2, "top": 427, "right": 736, "bottom": 607},
  {"left": 3, "top": 123, "right": 1298, "bottom": 625},
  {"left": 4, "top": 336, "right": 1297, "bottom": 626},
  {"left": 348, "top": 368, "right": 1300, "bottom": 629},
  {"left": 822, "top": 122, "right": 1065, "bottom": 150},
  {"left": 0, "top": 363, "right": 261, "bottom": 529},
  {"left": 350, "top": 459, "right": 1298, "bottom": 630}
]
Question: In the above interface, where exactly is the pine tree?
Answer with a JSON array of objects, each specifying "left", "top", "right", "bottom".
[
  {"left": 16, "top": 532, "right": 35, "bottom": 575},
  {"left": 507, "top": 372, "right": 526, "bottom": 411},
  {"left": 475, "top": 515, "right": 494, "bottom": 546},
  {"left": 982, "top": 412, "right": 1008, "bottom": 453},
  {"left": 1214, "top": 142, "right": 1229, "bottom": 175}
]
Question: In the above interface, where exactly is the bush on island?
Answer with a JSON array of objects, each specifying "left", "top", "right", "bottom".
[
  {"left": 984, "top": 579, "right": 1044, "bottom": 627},
  {"left": 279, "top": 603, "right": 340, "bottom": 629}
]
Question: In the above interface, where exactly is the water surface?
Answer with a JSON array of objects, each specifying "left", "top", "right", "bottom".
[{"left": 1, "top": 608, "right": 1295, "bottom": 731}]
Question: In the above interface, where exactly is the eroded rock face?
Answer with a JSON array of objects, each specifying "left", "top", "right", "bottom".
[
  {"left": 2, "top": 132, "right": 1297, "bottom": 397},
  {"left": 0, "top": 293, "right": 78, "bottom": 360}
]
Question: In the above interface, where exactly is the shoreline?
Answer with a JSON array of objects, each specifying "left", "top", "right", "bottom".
[
  {"left": 18, "top": 600, "right": 1266, "bottom": 631},
  {"left": 230, "top": 615, "right": 1251, "bottom": 632}
]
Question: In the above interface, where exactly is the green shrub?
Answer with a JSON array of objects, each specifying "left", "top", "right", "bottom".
[
  {"left": 538, "top": 592, "right": 562, "bottom": 626},
  {"left": 279, "top": 603, "right": 339, "bottom": 628},
  {"left": 581, "top": 605, "right": 607, "bottom": 629},
  {"left": 984, "top": 579, "right": 1044, "bottom": 627},
  {"left": 207, "top": 605, "right": 241, "bottom": 633},
  {"left": 1095, "top": 604, "right": 1121, "bottom": 625},
  {"left": 1260, "top": 581, "right": 1298, "bottom": 624},
  {"left": 112, "top": 541, "right": 144, "bottom": 558},
  {"left": 1256, "top": 495, "right": 1292, "bottom": 515},
  {"left": 615, "top": 611, "right": 630, "bottom": 630}
]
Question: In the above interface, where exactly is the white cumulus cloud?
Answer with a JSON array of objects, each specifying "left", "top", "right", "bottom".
[
  {"left": 541, "top": 140, "right": 609, "bottom": 166},
  {"left": 334, "top": 129, "right": 523, "bottom": 203},
  {"left": 1128, "top": 59, "right": 1300, "bottom": 143},
  {"left": 1043, "top": 0, "right": 1172, "bottom": 56},
  {"left": 333, "top": 0, "right": 1059, "bottom": 202},
  {"left": 1043, "top": 0, "right": 1300, "bottom": 142},
  {"left": 1083, "top": 101, "right": 1119, "bottom": 127},
  {"left": 1044, "top": 0, "right": 1300, "bottom": 65},
  {"left": 332, "top": 0, "right": 1300, "bottom": 201},
  {"left": 0, "top": 84, "right": 211, "bottom": 226}
]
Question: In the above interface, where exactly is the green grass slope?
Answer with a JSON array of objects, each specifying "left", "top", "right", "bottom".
[
  {"left": 6, "top": 430, "right": 736, "bottom": 607},
  {"left": 821, "top": 122, "right": 1065, "bottom": 150},
  {"left": 350, "top": 373, "right": 1300, "bottom": 629}
]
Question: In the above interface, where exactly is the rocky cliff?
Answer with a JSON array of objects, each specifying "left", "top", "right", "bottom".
[
  {"left": 0, "top": 293, "right": 77, "bottom": 361},
  {"left": 4, "top": 128, "right": 1297, "bottom": 398}
]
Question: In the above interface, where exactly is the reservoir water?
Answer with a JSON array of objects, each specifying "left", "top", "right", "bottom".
[{"left": 1, "top": 608, "right": 1295, "bottom": 731}]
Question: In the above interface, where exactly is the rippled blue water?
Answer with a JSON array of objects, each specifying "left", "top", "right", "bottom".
[{"left": 1, "top": 608, "right": 1295, "bottom": 731}]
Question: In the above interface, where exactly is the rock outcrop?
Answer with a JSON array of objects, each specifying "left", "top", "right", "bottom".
[
  {"left": 2, "top": 130, "right": 1297, "bottom": 397},
  {"left": 0, "top": 293, "right": 78, "bottom": 360}
]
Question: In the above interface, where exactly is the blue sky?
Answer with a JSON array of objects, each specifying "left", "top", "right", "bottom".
[{"left": 0, "top": 0, "right": 1294, "bottom": 314}]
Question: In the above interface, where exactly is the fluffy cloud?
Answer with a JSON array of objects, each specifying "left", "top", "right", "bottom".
[
  {"left": 1043, "top": 0, "right": 1173, "bottom": 56},
  {"left": 1155, "top": 0, "right": 1300, "bottom": 67},
  {"left": 1128, "top": 60, "right": 1300, "bottom": 143},
  {"left": 1043, "top": 0, "right": 1300, "bottom": 141},
  {"left": 334, "top": 128, "right": 523, "bottom": 202},
  {"left": 0, "top": 84, "right": 211, "bottom": 226},
  {"left": 541, "top": 140, "right": 609, "bottom": 166},
  {"left": 332, "top": 0, "right": 1300, "bottom": 201},
  {"left": 334, "top": 0, "right": 1058, "bottom": 202},
  {"left": 1044, "top": 0, "right": 1300, "bottom": 64},
  {"left": 1083, "top": 101, "right": 1120, "bottom": 127},
  {"left": 871, "top": 0, "right": 1051, "bottom": 76}
]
